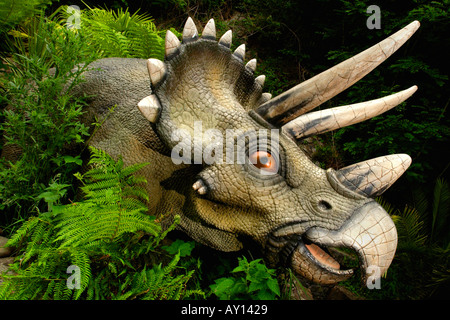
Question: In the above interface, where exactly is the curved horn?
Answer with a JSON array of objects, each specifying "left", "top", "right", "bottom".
[
  {"left": 282, "top": 86, "right": 418, "bottom": 140},
  {"left": 255, "top": 21, "right": 420, "bottom": 125},
  {"left": 333, "top": 154, "right": 412, "bottom": 198}
]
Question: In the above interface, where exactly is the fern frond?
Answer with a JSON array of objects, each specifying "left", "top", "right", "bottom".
[
  {"left": 77, "top": 6, "right": 165, "bottom": 59},
  {"left": 0, "top": 280, "right": 14, "bottom": 300},
  {"left": 392, "top": 205, "right": 428, "bottom": 250},
  {"left": 1, "top": 146, "right": 198, "bottom": 300},
  {"left": 6, "top": 215, "right": 42, "bottom": 247},
  {"left": 69, "top": 250, "right": 91, "bottom": 299},
  {"left": 120, "top": 162, "right": 150, "bottom": 178}
]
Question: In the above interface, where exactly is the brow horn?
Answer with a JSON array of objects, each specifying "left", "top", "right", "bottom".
[
  {"left": 255, "top": 21, "right": 420, "bottom": 126},
  {"left": 282, "top": 86, "right": 418, "bottom": 140}
]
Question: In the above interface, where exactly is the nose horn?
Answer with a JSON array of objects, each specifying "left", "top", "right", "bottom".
[{"left": 335, "top": 154, "right": 412, "bottom": 198}]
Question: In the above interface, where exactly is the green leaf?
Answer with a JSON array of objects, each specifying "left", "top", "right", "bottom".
[
  {"left": 37, "top": 191, "right": 60, "bottom": 203},
  {"left": 256, "top": 290, "right": 275, "bottom": 300},
  {"left": 266, "top": 278, "right": 280, "bottom": 296},
  {"left": 210, "top": 277, "right": 235, "bottom": 298},
  {"left": 231, "top": 256, "right": 248, "bottom": 273},
  {"left": 161, "top": 239, "right": 195, "bottom": 257},
  {"left": 62, "top": 155, "right": 83, "bottom": 166},
  {"left": 248, "top": 280, "right": 264, "bottom": 293}
]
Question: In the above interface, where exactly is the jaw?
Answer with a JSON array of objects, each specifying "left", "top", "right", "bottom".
[
  {"left": 290, "top": 237, "right": 354, "bottom": 284},
  {"left": 268, "top": 201, "right": 398, "bottom": 285},
  {"left": 267, "top": 229, "right": 355, "bottom": 285}
]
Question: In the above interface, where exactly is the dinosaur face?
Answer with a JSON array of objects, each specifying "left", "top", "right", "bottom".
[{"left": 137, "top": 18, "right": 420, "bottom": 285}]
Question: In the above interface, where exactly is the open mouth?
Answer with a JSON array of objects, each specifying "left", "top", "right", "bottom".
[
  {"left": 291, "top": 235, "right": 355, "bottom": 284},
  {"left": 267, "top": 228, "right": 355, "bottom": 285},
  {"left": 269, "top": 201, "right": 398, "bottom": 285},
  {"left": 303, "top": 236, "right": 350, "bottom": 271}
]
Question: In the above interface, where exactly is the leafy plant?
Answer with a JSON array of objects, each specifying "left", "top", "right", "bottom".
[
  {"left": 210, "top": 256, "right": 280, "bottom": 300},
  {"left": 0, "top": 12, "right": 94, "bottom": 221},
  {"left": 386, "top": 183, "right": 450, "bottom": 299},
  {"left": 162, "top": 239, "right": 196, "bottom": 258},
  {"left": 0, "top": 147, "right": 201, "bottom": 300},
  {"left": 0, "top": 5, "right": 167, "bottom": 223},
  {"left": 0, "top": 0, "right": 53, "bottom": 33},
  {"left": 62, "top": 5, "right": 166, "bottom": 60}
]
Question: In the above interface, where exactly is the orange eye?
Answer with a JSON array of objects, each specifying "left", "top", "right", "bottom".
[{"left": 249, "top": 151, "right": 278, "bottom": 174}]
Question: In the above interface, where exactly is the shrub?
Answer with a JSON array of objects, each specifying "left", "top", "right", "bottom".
[
  {"left": 0, "top": 12, "right": 94, "bottom": 222},
  {"left": 0, "top": 147, "right": 202, "bottom": 300},
  {"left": 210, "top": 256, "right": 280, "bottom": 300}
]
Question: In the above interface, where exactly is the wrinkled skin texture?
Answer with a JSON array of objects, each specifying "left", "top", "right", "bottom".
[{"left": 59, "top": 20, "right": 419, "bottom": 285}]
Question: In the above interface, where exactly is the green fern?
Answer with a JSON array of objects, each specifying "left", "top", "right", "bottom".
[
  {"left": 114, "top": 253, "right": 203, "bottom": 300},
  {"left": 59, "top": 6, "right": 166, "bottom": 60},
  {"left": 54, "top": 147, "right": 158, "bottom": 248},
  {"left": 0, "top": 147, "right": 199, "bottom": 300},
  {"left": 391, "top": 205, "right": 428, "bottom": 251},
  {"left": 0, "top": 0, "right": 52, "bottom": 32},
  {"left": 374, "top": 180, "right": 450, "bottom": 298}
]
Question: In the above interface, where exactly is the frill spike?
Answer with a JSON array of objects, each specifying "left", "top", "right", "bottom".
[
  {"left": 246, "top": 59, "right": 257, "bottom": 72},
  {"left": 183, "top": 17, "right": 199, "bottom": 43},
  {"left": 165, "top": 30, "right": 181, "bottom": 58},
  {"left": 261, "top": 92, "right": 272, "bottom": 102},
  {"left": 147, "top": 59, "right": 167, "bottom": 86},
  {"left": 258, "top": 92, "right": 273, "bottom": 105},
  {"left": 219, "top": 30, "right": 232, "bottom": 48},
  {"left": 202, "top": 19, "right": 216, "bottom": 40},
  {"left": 138, "top": 95, "right": 161, "bottom": 123},
  {"left": 255, "top": 75, "right": 266, "bottom": 87},
  {"left": 234, "top": 44, "right": 246, "bottom": 61}
]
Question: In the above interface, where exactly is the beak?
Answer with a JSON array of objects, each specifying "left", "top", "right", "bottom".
[{"left": 305, "top": 201, "right": 398, "bottom": 284}]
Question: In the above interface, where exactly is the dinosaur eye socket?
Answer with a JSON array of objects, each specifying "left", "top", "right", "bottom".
[{"left": 249, "top": 151, "right": 278, "bottom": 174}]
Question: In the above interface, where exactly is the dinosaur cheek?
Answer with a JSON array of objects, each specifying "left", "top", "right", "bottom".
[{"left": 194, "top": 165, "right": 252, "bottom": 206}]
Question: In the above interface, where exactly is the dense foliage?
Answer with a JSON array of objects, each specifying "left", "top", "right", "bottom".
[
  {"left": 0, "top": 146, "right": 202, "bottom": 299},
  {"left": 0, "top": 0, "right": 449, "bottom": 300}
]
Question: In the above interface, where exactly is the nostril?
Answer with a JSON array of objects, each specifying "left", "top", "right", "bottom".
[{"left": 318, "top": 200, "right": 332, "bottom": 211}]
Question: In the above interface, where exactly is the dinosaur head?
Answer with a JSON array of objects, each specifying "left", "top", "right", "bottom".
[{"left": 137, "top": 18, "right": 420, "bottom": 285}]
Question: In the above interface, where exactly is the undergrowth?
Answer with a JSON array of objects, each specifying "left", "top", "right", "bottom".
[
  {"left": 210, "top": 256, "right": 281, "bottom": 300},
  {"left": 0, "top": 146, "right": 203, "bottom": 300},
  {"left": 0, "top": 9, "right": 94, "bottom": 224}
]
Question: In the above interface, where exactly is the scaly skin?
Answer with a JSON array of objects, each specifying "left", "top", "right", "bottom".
[{"left": 66, "top": 18, "right": 420, "bottom": 285}]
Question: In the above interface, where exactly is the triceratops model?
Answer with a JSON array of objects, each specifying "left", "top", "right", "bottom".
[{"left": 72, "top": 17, "right": 420, "bottom": 285}]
